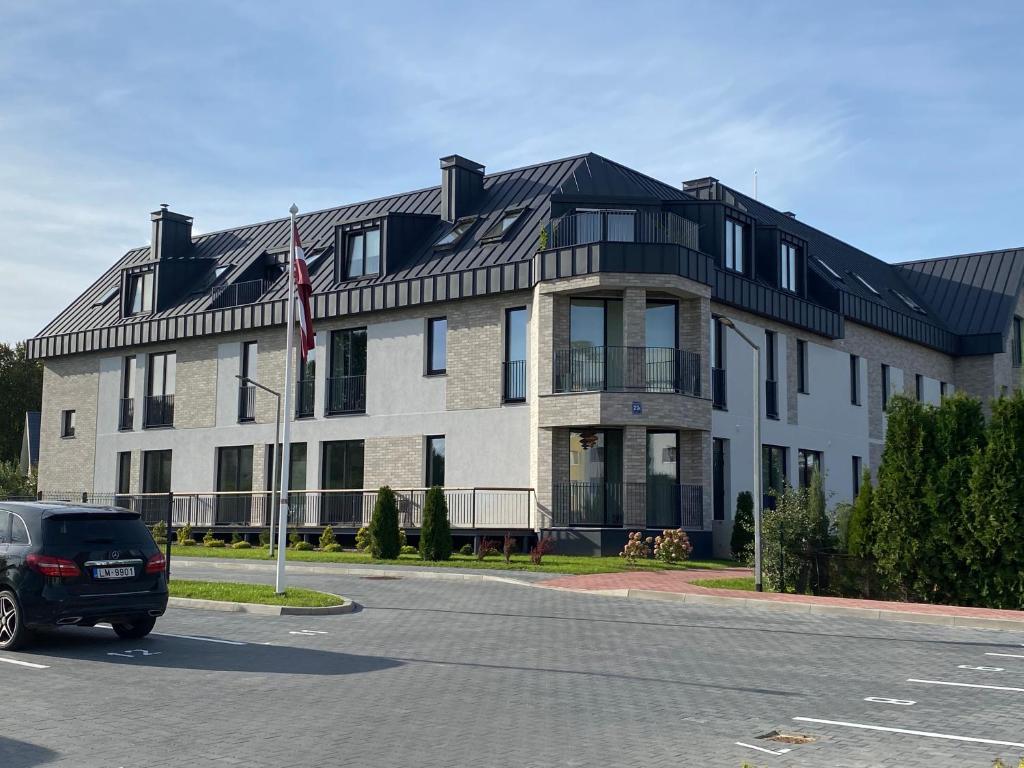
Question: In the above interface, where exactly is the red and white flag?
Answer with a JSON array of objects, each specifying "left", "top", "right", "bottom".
[{"left": 292, "top": 220, "right": 315, "bottom": 361}]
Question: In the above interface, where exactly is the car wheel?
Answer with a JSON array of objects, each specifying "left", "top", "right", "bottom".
[
  {"left": 0, "top": 590, "right": 31, "bottom": 651},
  {"left": 112, "top": 616, "right": 157, "bottom": 640}
]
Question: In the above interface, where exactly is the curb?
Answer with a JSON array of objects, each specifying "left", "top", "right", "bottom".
[{"left": 168, "top": 594, "right": 354, "bottom": 616}]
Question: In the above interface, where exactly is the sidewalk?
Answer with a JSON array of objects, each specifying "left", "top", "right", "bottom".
[{"left": 541, "top": 569, "right": 1024, "bottom": 631}]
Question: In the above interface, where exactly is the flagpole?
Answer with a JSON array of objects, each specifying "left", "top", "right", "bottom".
[{"left": 276, "top": 203, "right": 299, "bottom": 594}]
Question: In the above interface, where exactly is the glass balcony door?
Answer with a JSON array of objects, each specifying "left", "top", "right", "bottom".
[
  {"left": 645, "top": 301, "right": 677, "bottom": 392},
  {"left": 566, "top": 298, "right": 623, "bottom": 391},
  {"left": 557, "top": 429, "right": 624, "bottom": 526},
  {"left": 646, "top": 431, "right": 680, "bottom": 528}
]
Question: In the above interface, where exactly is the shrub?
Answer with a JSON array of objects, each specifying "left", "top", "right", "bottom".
[
  {"left": 151, "top": 520, "right": 167, "bottom": 542},
  {"left": 232, "top": 541, "right": 252, "bottom": 549},
  {"left": 731, "top": 492, "right": 754, "bottom": 562},
  {"left": 400, "top": 545, "right": 417, "bottom": 555},
  {"left": 203, "top": 534, "right": 226, "bottom": 549},
  {"left": 459, "top": 543, "right": 473, "bottom": 556},
  {"left": 259, "top": 530, "right": 271, "bottom": 547},
  {"left": 760, "top": 472, "right": 835, "bottom": 594},
  {"left": 319, "top": 526, "right": 337, "bottom": 550},
  {"left": 288, "top": 527, "right": 302, "bottom": 548},
  {"left": 322, "top": 543, "right": 343, "bottom": 553},
  {"left": 503, "top": 532, "right": 515, "bottom": 565},
  {"left": 202, "top": 529, "right": 218, "bottom": 546},
  {"left": 419, "top": 486, "right": 453, "bottom": 561},
  {"left": 620, "top": 531, "right": 652, "bottom": 566},
  {"left": 355, "top": 526, "right": 371, "bottom": 551},
  {"left": 369, "top": 486, "right": 401, "bottom": 559},
  {"left": 653, "top": 529, "right": 691, "bottom": 564},
  {"left": 230, "top": 531, "right": 243, "bottom": 545},
  {"left": 476, "top": 538, "right": 498, "bottom": 560},
  {"left": 176, "top": 523, "right": 193, "bottom": 546},
  {"left": 293, "top": 541, "right": 313, "bottom": 551},
  {"left": 845, "top": 470, "right": 874, "bottom": 557},
  {"left": 181, "top": 539, "right": 197, "bottom": 547},
  {"left": 530, "top": 536, "right": 556, "bottom": 565},
  {"left": 154, "top": 538, "right": 168, "bottom": 546},
  {"left": 399, "top": 528, "right": 408, "bottom": 549}
]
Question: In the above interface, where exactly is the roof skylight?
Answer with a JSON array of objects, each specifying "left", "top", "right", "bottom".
[
  {"left": 850, "top": 271, "right": 880, "bottom": 295},
  {"left": 482, "top": 207, "right": 527, "bottom": 241},
  {"left": 891, "top": 289, "right": 925, "bottom": 314},
  {"left": 92, "top": 286, "right": 119, "bottom": 307},
  {"left": 434, "top": 217, "right": 476, "bottom": 249},
  {"left": 814, "top": 257, "right": 843, "bottom": 282}
]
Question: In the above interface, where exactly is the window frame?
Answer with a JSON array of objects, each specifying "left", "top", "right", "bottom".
[
  {"left": 434, "top": 216, "right": 477, "bottom": 250},
  {"left": 780, "top": 242, "right": 798, "bottom": 293},
  {"left": 797, "top": 448, "right": 823, "bottom": 489},
  {"left": 481, "top": 207, "right": 528, "bottom": 242},
  {"left": 849, "top": 271, "right": 880, "bottom": 296},
  {"left": 796, "top": 339, "right": 808, "bottom": 394},
  {"left": 60, "top": 409, "right": 76, "bottom": 439},
  {"left": 426, "top": 317, "right": 447, "bottom": 376},
  {"left": 852, "top": 455, "right": 863, "bottom": 497},
  {"left": 125, "top": 269, "right": 154, "bottom": 317},
  {"left": 881, "top": 363, "right": 890, "bottom": 412},
  {"left": 425, "top": 435, "right": 446, "bottom": 487},
  {"left": 1013, "top": 316, "right": 1023, "bottom": 368},
  {"left": 142, "top": 449, "right": 172, "bottom": 494},
  {"left": 724, "top": 218, "right": 745, "bottom": 274},
  {"left": 850, "top": 354, "right": 861, "bottom": 405},
  {"left": 340, "top": 224, "right": 382, "bottom": 280},
  {"left": 915, "top": 373, "right": 924, "bottom": 402}
]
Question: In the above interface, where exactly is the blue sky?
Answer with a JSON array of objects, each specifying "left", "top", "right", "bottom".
[{"left": 1, "top": 0, "right": 1022, "bottom": 344}]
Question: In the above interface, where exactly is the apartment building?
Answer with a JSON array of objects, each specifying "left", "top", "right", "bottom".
[{"left": 29, "top": 153, "right": 1024, "bottom": 557}]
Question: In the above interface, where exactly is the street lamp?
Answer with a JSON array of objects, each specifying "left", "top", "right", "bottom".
[
  {"left": 717, "top": 317, "right": 763, "bottom": 592},
  {"left": 236, "top": 375, "right": 281, "bottom": 557}
]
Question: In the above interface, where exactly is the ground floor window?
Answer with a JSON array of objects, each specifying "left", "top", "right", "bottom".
[
  {"left": 556, "top": 429, "right": 624, "bottom": 526},
  {"left": 646, "top": 430, "right": 679, "bottom": 528},
  {"left": 426, "top": 435, "right": 446, "bottom": 487},
  {"left": 762, "top": 444, "right": 788, "bottom": 508},
  {"left": 142, "top": 450, "right": 172, "bottom": 494},
  {"left": 797, "top": 449, "right": 822, "bottom": 488},
  {"left": 320, "top": 440, "right": 365, "bottom": 526},
  {"left": 713, "top": 438, "right": 727, "bottom": 521},
  {"left": 216, "top": 445, "right": 254, "bottom": 524}
]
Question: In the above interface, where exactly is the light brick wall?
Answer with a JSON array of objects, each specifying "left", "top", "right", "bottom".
[
  {"left": 622, "top": 425, "right": 647, "bottom": 527},
  {"left": 38, "top": 355, "right": 100, "bottom": 492},
  {"left": 174, "top": 338, "right": 218, "bottom": 429},
  {"left": 364, "top": 435, "right": 425, "bottom": 488}
]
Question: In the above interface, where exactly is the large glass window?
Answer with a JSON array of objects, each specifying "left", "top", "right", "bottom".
[
  {"left": 780, "top": 242, "right": 798, "bottom": 292},
  {"left": 564, "top": 298, "right": 624, "bottom": 391},
  {"left": 216, "top": 445, "right": 254, "bottom": 524},
  {"left": 798, "top": 449, "right": 822, "bottom": 488},
  {"left": 346, "top": 227, "right": 381, "bottom": 278},
  {"left": 322, "top": 440, "right": 364, "bottom": 489},
  {"left": 427, "top": 317, "right": 447, "bottom": 375},
  {"left": 426, "top": 436, "right": 445, "bottom": 487},
  {"left": 646, "top": 431, "right": 679, "bottom": 528},
  {"left": 762, "top": 444, "right": 788, "bottom": 509},
  {"left": 328, "top": 328, "right": 367, "bottom": 414},
  {"left": 724, "top": 218, "right": 745, "bottom": 273},
  {"left": 147, "top": 352, "right": 176, "bottom": 397},
  {"left": 126, "top": 270, "right": 154, "bottom": 316},
  {"left": 504, "top": 307, "right": 527, "bottom": 402},
  {"left": 645, "top": 300, "right": 677, "bottom": 392},
  {"left": 142, "top": 450, "right": 172, "bottom": 494},
  {"left": 561, "top": 429, "right": 624, "bottom": 526}
]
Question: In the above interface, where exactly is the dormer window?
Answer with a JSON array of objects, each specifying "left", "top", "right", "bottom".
[
  {"left": 345, "top": 227, "right": 381, "bottom": 278},
  {"left": 891, "top": 289, "right": 925, "bottom": 314},
  {"left": 850, "top": 271, "right": 880, "bottom": 295},
  {"left": 125, "top": 270, "right": 154, "bottom": 316},
  {"left": 481, "top": 207, "right": 527, "bottom": 241},
  {"left": 434, "top": 217, "right": 476, "bottom": 249},
  {"left": 780, "top": 242, "right": 798, "bottom": 292},
  {"left": 815, "top": 257, "right": 843, "bottom": 282},
  {"left": 724, "top": 218, "right": 745, "bottom": 273}
]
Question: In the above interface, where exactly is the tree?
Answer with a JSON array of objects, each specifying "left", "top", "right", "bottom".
[
  {"left": 845, "top": 469, "right": 874, "bottom": 558},
  {"left": 419, "top": 485, "right": 452, "bottom": 561},
  {"left": 369, "top": 486, "right": 401, "bottom": 559},
  {"left": 0, "top": 343, "right": 42, "bottom": 464},
  {"left": 730, "top": 491, "right": 754, "bottom": 561},
  {"left": 0, "top": 460, "right": 35, "bottom": 499},
  {"left": 968, "top": 392, "right": 1024, "bottom": 609}
]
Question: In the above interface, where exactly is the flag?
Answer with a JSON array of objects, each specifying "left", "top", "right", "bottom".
[{"left": 292, "top": 220, "right": 315, "bottom": 361}]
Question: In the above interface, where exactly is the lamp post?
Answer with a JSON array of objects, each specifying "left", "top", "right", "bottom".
[
  {"left": 718, "top": 317, "right": 763, "bottom": 592},
  {"left": 235, "top": 375, "right": 281, "bottom": 557}
]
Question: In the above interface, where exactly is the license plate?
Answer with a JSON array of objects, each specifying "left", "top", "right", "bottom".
[{"left": 94, "top": 566, "right": 135, "bottom": 580}]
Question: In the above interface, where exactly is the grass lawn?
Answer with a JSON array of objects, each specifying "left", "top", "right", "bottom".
[
  {"left": 168, "top": 579, "right": 344, "bottom": 607},
  {"left": 690, "top": 576, "right": 757, "bottom": 591},
  {"left": 169, "top": 545, "right": 735, "bottom": 575}
]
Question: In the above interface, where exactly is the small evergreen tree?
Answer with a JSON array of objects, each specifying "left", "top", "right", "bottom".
[
  {"left": 730, "top": 491, "right": 754, "bottom": 561},
  {"left": 369, "top": 486, "right": 401, "bottom": 559},
  {"left": 845, "top": 469, "right": 874, "bottom": 558},
  {"left": 319, "top": 525, "right": 337, "bottom": 550},
  {"left": 419, "top": 486, "right": 453, "bottom": 561}
]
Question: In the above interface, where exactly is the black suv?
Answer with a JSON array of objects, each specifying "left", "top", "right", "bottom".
[{"left": 0, "top": 503, "right": 168, "bottom": 650}]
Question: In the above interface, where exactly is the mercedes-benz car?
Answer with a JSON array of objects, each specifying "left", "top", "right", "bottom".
[{"left": 0, "top": 503, "right": 168, "bottom": 650}]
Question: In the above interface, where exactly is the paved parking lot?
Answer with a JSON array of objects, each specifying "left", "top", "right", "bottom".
[{"left": 2, "top": 562, "right": 1023, "bottom": 768}]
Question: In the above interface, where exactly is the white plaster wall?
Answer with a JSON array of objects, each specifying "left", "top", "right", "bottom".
[{"left": 366, "top": 317, "right": 445, "bottom": 415}]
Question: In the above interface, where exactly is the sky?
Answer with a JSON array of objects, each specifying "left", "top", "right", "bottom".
[{"left": 1, "top": 0, "right": 1022, "bottom": 345}]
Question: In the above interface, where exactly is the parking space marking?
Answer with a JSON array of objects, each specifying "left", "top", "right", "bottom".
[
  {"left": 0, "top": 656, "right": 49, "bottom": 669},
  {"left": 793, "top": 718, "right": 1024, "bottom": 749},
  {"left": 958, "top": 664, "right": 1004, "bottom": 672},
  {"left": 152, "top": 632, "right": 247, "bottom": 646},
  {"left": 107, "top": 649, "right": 161, "bottom": 659},
  {"left": 907, "top": 678, "right": 1024, "bottom": 693},
  {"left": 289, "top": 630, "right": 329, "bottom": 636},
  {"left": 864, "top": 697, "right": 915, "bottom": 706},
  {"left": 735, "top": 741, "right": 791, "bottom": 756},
  {"left": 986, "top": 652, "right": 1024, "bottom": 659}
]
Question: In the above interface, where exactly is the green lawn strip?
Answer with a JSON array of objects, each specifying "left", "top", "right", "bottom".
[
  {"left": 169, "top": 545, "right": 734, "bottom": 575},
  {"left": 690, "top": 576, "right": 756, "bottom": 591},
  {"left": 168, "top": 579, "right": 344, "bottom": 607}
]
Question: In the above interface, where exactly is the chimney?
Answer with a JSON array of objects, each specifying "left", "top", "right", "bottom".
[
  {"left": 440, "top": 155, "right": 485, "bottom": 223},
  {"left": 151, "top": 204, "right": 194, "bottom": 260}
]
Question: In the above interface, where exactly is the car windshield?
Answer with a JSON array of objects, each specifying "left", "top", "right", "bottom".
[{"left": 43, "top": 515, "right": 154, "bottom": 548}]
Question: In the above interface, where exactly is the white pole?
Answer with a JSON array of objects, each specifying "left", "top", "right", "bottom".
[{"left": 276, "top": 204, "right": 299, "bottom": 594}]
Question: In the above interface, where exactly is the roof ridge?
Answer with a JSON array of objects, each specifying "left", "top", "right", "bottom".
[{"left": 894, "top": 246, "right": 1024, "bottom": 267}]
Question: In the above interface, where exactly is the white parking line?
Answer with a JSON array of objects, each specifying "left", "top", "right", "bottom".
[
  {"left": 864, "top": 697, "right": 915, "bottom": 706},
  {"left": 907, "top": 678, "right": 1024, "bottom": 693},
  {"left": 793, "top": 718, "right": 1024, "bottom": 749},
  {"left": 735, "top": 741, "right": 791, "bottom": 756},
  {"left": 152, "top": 632, "right": 246, "bottom": 646},
  {"left": 958, "top": 664, "right": 1004, "bottom": 672},
  {"left": 986, "top": 652, "right": 1024, "bottom": 659},
  {"left": 0, "top": 656, "right": 49, "bottom": 669}
]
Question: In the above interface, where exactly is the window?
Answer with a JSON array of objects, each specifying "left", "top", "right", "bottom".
[
  {"left": 881, "top": 363, "right": 890, "bottom": 412},
  {"left": 940, "top": 381, "right": 947, "bottom": 400},
  {"left": 504, "top": 307, "right": 527, "bottom": 402},
  {"left": 0, "top": 511, "right": 7, "bottom": 545},
  {"left": 850, "top": 354, "right": 861, "bottom": 405},
  {"left": 60, "top": 409, "right": 75, "bottom": 438},
  {"left": 798, "top": 449, "right": 822, "bottom": 488},
  {"left": 265, "top": 443, "right": 307, "bottom": 493},
  {"left": 645, "top": 300, "right": 678, "bottom": 392},
  {"left": 116, "top": 452, "right": 132, "bottom": 505},
  {"left": 328, "top": 328, "right": 366, "bottom": 414},
  {"left": 426, "top": 435, "right": 445, "bottom": 487},
  {"left": 852, "top": 456, "right": 863, "bottom": 497},
  {"left": 145, "top": 352, "right": 175, "bottom": 428},
  {"left": 1013, "top": 316, "right": 1023, "bottom": 368},
  {"left": 92, "top": 286, "right": 119, "bottom": 307},
  {"left": 891, "top": 289, "right": 924, "bottom": 313},
  {"left": 427, "top": 317, "right": 447, "bottom": 375},
  {"left": 345, "top": 227, "right": 381, "bottom": 278},
  {"left": 126, "top": 270, "right": 154, "bottom": 316},
  {"left": 10, "top": 514, "right": 28, "bottom": 545},
  {"left": 780, "top": 242, "right": 798, "bottom": 292},
  {"left": 712, "top": 438, "right": 727, "bottom": 521},
  {"left": 321, "top": 440, "right": 364, "bottom": 489},
  {"left": 216, "top": 445, "right": 254, "bottom": 524},
  {"left": 482, "top": 208, "right": 527, "bottom": 241},
  {"left": 765, "top": 330, "right": 778, "bottom": 420},
  {"left": 239, "top": 341, "right": 258, "bottom": 422},
  {"left": 142, "top": 450, "right": 172, "bottom": 494},
  {"left": 724, "top": 218, "right": 745, "bottom": 273},
  {"left": 296, "top": 354, "right": 315, "bottom": 418},
  {"left": 797, "top": 339, "right": 808, "bottom": 394},
  {"left": 915, "top": 373, "right": 924, "bottom": 402},
  {"left": 435, "top": 217, "right": 475, "bottom": 249},
  {"left": 850, "top": 272, "right": 880, "bottom": 295},
  {"left": 711, "top": 316, "right": 726, "bottom": 410},
  {"left": 762, "top": 445, "right": 788, "bottom": 507},
  {"left": 815, "top": 257, "right": 843, "bottom": 282}
]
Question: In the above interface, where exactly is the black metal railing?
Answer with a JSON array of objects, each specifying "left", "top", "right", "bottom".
[
  {"left": 712, "top": 367, "right": 727, "bottom": 410},
  {"left": 326, "top": 375, "right": 366, "bottom": 414},
  {"left": 296, "top": 378, "right": 315, "bottom": 418},
  {"left": 541, "top": 210, "right": 699, "bottom": 251},
  {"left": 552, "top": 482, "right": 643, "bottom": 527},
  {"left": 118, "top": 397, "right": 134, "bottom": 431},
  {"left": 211, "top": 279, "right": 268, "bottom": 309},
  {"left": 144, "top": 394, "right": 174, "bottom": 428},
  {"left": 552, "top": 346, "right": 700, "bottom": 396},
  {"left": 645, "top": 483, "right": 705, "bottom": 529},
  {"left": 766, "top": 379, "right": 779, "bottom": 419},
  {"left": 503, "top": 360, "right": 527, "bottom": 402},
  {"left": 237, "top": 384, "right": 256, "bottom": 422}
]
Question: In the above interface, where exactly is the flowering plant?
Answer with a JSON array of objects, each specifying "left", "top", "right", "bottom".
[
  {"left": 653, "top": 528, "right": 692, "bottom": 564},
  {"left": 620, "top": 531, "right": 652, "bottom": 565}
]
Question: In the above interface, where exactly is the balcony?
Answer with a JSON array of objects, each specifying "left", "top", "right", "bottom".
[
  {"left": 503, "top": 360, "right": 527, "bottom": 402},
  {"left": 296, "top": 378, "right": 315, "bottom": 418},
  {"left": 552, "top": 346, "right": 700, "bottom": 397},
  {"left": 541, "top": 210, "right": 699, "bottom": 251},
  {"left": 237, "top": 384, "right": 255, "bottom": 423},
  {"left": 144, "top": 394, "right": 174, "bottom": 428},
  {"left": 711, "top": 367, "right": 727, "bottom": 410},
  {"left": 211, "top": 278, "right": 268, "bottom": 309},
  {"left": 766, "top": 378, "right": 779, "bottom": 420},
  {"left": 326, "top": 375, "right": 366, "bottom": 415},
  {"left": 118, "top": 397, "right": 134, "bottom": 431}
]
